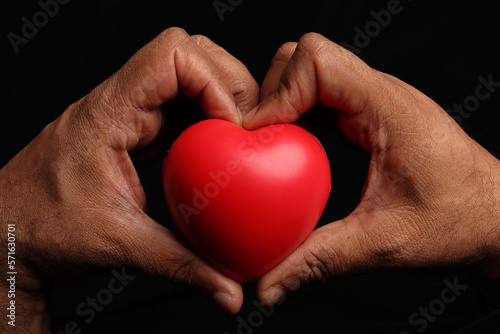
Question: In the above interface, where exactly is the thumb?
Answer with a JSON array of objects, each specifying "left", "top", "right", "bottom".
[
  {"left": 113, "top": 212, "right": 244, "bottom": 313},
  {"left": 256, "top": 209, "right": 390, "bottom": 306}
]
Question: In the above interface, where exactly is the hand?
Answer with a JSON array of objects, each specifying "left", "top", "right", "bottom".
[
  {"left": 0, "top": 27, "right": 259, "bottom": 332},
  {"left": 243, "top": 33, "right": 500, "bottom": 305}
]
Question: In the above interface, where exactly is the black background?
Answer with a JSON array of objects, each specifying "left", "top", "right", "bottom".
[{"left": 2, "top": 1, "right": 500, "bottom": 333}]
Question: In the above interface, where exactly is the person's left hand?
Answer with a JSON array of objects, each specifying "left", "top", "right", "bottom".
[{"left": 243, "top": 33, "right": 500, "bottom": 306}]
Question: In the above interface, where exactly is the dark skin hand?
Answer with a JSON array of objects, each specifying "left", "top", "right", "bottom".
[
  {"left": 243, "top": 33, "right": 500, "bottom": 305},
  {"left": 0, "top": 27, "right": 259, "bottom": 333},
  {"left": 2, "top": 28, "right": 500, "bottom": 333}
]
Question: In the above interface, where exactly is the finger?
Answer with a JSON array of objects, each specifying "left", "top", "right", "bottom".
[
  {"left": 259, "top": 42, "right": 297, "bottom": 101},
  {"left": 191, "top": 34, "right": 260, "bottom": 115},
  {"left": 112, "top": 212, "right": 244, "bottom": 313},
  {"left": 243, "top": 32, "right": 379, "bottom": 131},
  {"left": 244, "top": 33, "right": 453, "bottom": 155},
  {"left": 244, "top": 33, "right": 458, "bottom": 150},
  {"left": 80, "top": 27, "right": 241, "bottom": 151}
]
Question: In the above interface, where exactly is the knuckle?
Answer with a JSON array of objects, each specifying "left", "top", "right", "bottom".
[
  {"left": 233, "top": 77, "right": 259, "bottom": 98},
  {"left": 299, "top": 239, "right": 342, "bottom": 285},
  {"left": 168, "top": 256, "right": 197, "bottom": 284},
  {"left": 298, "top": 32, "right": 323, "bottom": 44},
  {"left": 281, "top": 41, "right": 298, "bottom": 51},
  {"left": 297, "top": 32, "right": 366, "bottom": 72},
  {"left": 303, "top": 251, "right": 332, "bottom": 284},
  {"left": 275, "top": 79, "right": 307, "bottom": 120},
  {"left": 248, "top": 78, "right": 260, "bottom": 96},
  {"left": 191, "top": 34, "right": 212, "bottom": 48},
  {"left": 160, "top": 27, "right": 188, "bottom": 40},
  {"left": 273, "top": 42, "right": 297, "bottom": 64},
  {"left": 156, "top": 27, "right": 190, "bottom": 50},
  {"left": 297, "top": 32, "right": 329, "bottom": 55}
]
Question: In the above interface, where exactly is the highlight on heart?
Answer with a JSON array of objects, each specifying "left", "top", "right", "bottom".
[{"left": 170, "top": 120, "right": 287, "bottom": 225}]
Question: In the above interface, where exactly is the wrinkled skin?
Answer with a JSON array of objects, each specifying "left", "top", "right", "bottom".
[
  {"left": 243, "top": 33, "right": 500, "bottom": 305},
  {"left": 0, "top": 27, "right": 259, "bottom": 332},
  {"left": 1, "top": 29, "right": 499, "bottom": 333}
]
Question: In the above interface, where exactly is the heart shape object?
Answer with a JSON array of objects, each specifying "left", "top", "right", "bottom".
[{"left": 163, "top": 119, "right": 331, "bottom": 282}]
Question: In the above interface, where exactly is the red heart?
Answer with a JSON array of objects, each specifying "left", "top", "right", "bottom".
[{"left": 163, "top": 119, "right": 331, "bottom": 282}]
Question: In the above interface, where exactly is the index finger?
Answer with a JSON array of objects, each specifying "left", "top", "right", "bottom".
[
  {"left": 242, "top": 33, "right": 454, "bottom": 153},
  {"left": 242, "top": 32, "right": 377, "bottom": 131},
  {"left": 76, "top": 27, "right": 242, "bottom": 152},
  {"left": 191, "top": 34, "right": 260, "bottom": 115}
]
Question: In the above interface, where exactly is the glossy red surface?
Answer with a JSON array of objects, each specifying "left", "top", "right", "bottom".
[{"left": 163, "top": 119, "right": 331, "bottom": 282}]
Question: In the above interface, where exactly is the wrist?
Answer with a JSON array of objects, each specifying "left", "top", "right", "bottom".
[
  {"left": 0, "top": 284, "right": 48, "bottom": 333},
  {"left": 1, "top": 165, "right": 49, "bottom": 333},
  {"left": 470, "top": 147, "right": 500, "bottom": 280}
]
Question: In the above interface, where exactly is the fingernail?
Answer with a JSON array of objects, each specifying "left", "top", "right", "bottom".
[
  {"left": 212, "top": 291, "right": 232, "bottom": 311},
  {"left": 263, "top": 286, "right": 286, "bottom": 305},
  {"left": 242, "top": 106, "right": 257, "bottom": 126}
]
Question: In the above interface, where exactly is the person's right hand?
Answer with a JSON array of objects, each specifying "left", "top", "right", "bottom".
[
  {"left": 0, "top": 27, "right": 259, "bottom": 333},
  {"left": 243, "top": 33, "right": 500, "bottom": 305}
]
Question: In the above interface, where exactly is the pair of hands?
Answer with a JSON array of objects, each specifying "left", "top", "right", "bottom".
[{"left": 2, "top": 27, "right": 500, "bottom": 332}]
